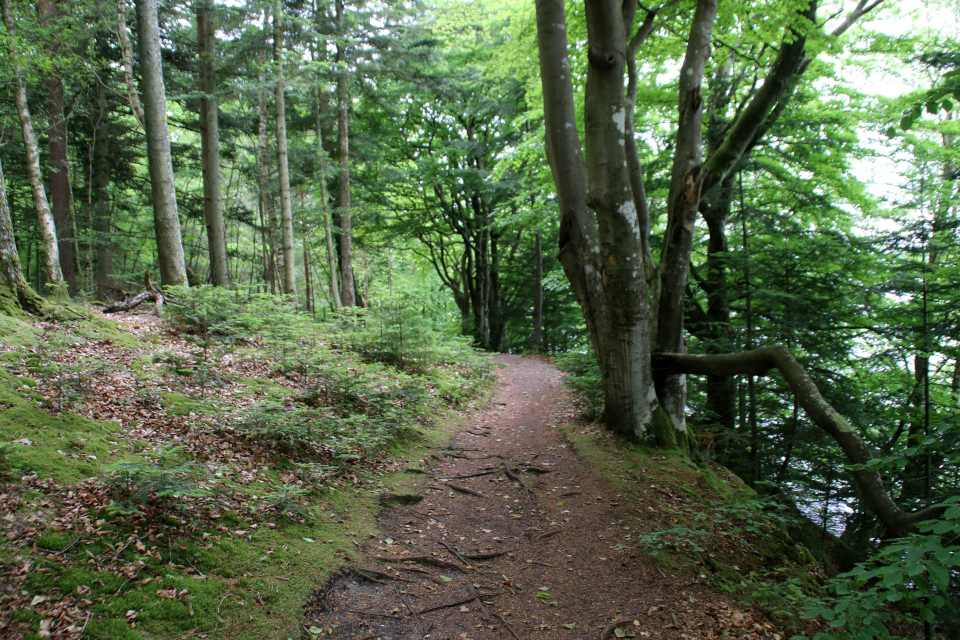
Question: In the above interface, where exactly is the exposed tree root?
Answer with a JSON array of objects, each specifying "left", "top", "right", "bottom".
[
  {"left": 373, "top": 555, "right": 464, "bottom": 572},
  {"left": 445, "top": 482, "right": 485, "bottom": 498}
]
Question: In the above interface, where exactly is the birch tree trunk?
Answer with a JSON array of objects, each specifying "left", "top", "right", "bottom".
[
  {"left": 335, "top": 0, "right": 355, "bottom": 307},
  {"left": 273, "top": 3, "right": 297, "bottom": 297},
  {"left": 197, "top": 0, "right": 230, "bottom": 286},
  {"left": 1, "top": 0, "right": 64, "bottom": 293},
  {"left": 135, "top": 0, "right": 188, "bottom": 288},
  {"left": 0, "top": 154, "right": 44, "bottom": 314}
]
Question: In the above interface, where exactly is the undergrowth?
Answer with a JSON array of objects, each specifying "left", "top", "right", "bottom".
[{"left": 0, "top": 288, "right": 494, "bottom": 639}]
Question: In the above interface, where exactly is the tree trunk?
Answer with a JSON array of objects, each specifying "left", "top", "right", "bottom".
[
  {"left": 92, "top": 39, "right": 116, "bottom": 301},
  {"left": 1, "top": 0, "right": 64, "bottom": 293},
  {"left": 117, "top": 0, "right": 146, "bottom": 129},
  {"left": 273, "top": 3, "right": 296, "bottom": 297},
  {"left": 197, "top": 0, "right": 230, "bottom": 287},
  {"left": 537, "top": 0, "right": 716, "bottom": 444},
  {"left": 40, "top": 0, "right": 77, "bottom": 295},
  {"left": 256, "top": 45, "right": 278, "bottom": 294},
  {"left": 315, "top": 86, "right": 342, "bottom": 310},
  {"left": 335, "top": 0, "right": 355, "bottom": 307},
  {"left": 0, "top": 154, "right": 44, "bottom": 314},
  {"left": 134, "top": 0, "right": 188, "bottom": 288}
]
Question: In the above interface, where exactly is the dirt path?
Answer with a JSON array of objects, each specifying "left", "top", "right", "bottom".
[{"left": 306, "top": 355, "right": 751, "bottom": 640}]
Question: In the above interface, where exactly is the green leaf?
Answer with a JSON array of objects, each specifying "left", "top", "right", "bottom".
[
  {"left": 440, "top": 575, "right": 452, "bottom": 582},
  {"left": 899, "top": 116, "right": 913, "bottom": 130},
  {"left": 928, "top": 562, "right": 949, "bottom": 587}
]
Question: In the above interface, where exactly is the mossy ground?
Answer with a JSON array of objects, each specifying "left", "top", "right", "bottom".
[{"left": 0, "top": 304, "right": 494, "bottom": 639}]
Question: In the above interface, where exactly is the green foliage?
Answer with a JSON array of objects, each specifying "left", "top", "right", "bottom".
[
  {"left": 801, "top": 498, "right": 960, "bottom": 640},
  {"left": 102, "top": 445, "right": 211, "bottom": 515},
  {"left": 554, "top": 350, "right": 604, "bottom": 421}
]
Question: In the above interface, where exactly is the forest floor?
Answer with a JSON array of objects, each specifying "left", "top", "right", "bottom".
[{"left": 307, "top": 355, "right": 788, "bottom": 640}]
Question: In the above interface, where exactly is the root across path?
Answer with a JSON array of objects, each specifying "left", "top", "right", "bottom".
[{"left": 305, "top": 355, "right": 772, "bottom": 640}]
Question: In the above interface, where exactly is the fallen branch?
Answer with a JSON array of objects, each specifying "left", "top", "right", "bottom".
[
  {"left": 445, "top": 482, "right": 486, "bottom": 498},
  {"left": 536, "top": 528, "right": 563, "bottom": 542},
  {"left": 463, "top": 550, "right": 512, "bottom": 560}
]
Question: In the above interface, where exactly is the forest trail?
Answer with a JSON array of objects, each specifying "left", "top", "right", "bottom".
[{"left": 306, "top": 355, "right": 770, "bottom": 640}]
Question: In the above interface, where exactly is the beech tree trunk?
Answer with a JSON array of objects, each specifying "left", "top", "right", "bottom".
[
  {"left": 0, "top": 155, "right": 44, "bottom": 314},
  {"left": 197, "top": 0, "right": 230, "bottom": 286},
  {"left": 335, "top": 0, "right": 355, "bottom": 307},
  {"left": 273, "top": 3, "right": 297, "bottom": 297},
  {"left": 135, "top": 0, "right": 188, "bottom": 288}
]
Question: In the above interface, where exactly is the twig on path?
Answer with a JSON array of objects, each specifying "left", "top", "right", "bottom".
[
  {"left": 599, "top": 618, "right": 636, "bottom": 640},
  {"left": 463, "top": 550, "right": 512, "bottom": 560},
  {"left": 415, "top": 593, "right": 475, "bottom": 615},
  {"left": 374, "top": 555, "right": 464, "bottom": 572},
  {"left": 536, "top": 528, "right": 563, "bottom": 542},
  {"left": 445, "top": 482, "right": 486, "bottom": 498},
  {"left": 347, "top": 608, "right": 402, "bottom": 619},
  {"left": 442, "top": 468, "right": 500, "bottom": 480},
  {"left": 465, "top": 582, "right": 523, "bottom": 640},
  {"left": 434, "top": 538, "right": 469, "bottom": 565},
  {"left": 502, "top": 462, "right": 533, "bottom": 502},
  {"left": 398, "top": 566, "right": 448, "bottom": 586},
  {"left": 393, "top": 583, "right": 424, "bottom": 637}
]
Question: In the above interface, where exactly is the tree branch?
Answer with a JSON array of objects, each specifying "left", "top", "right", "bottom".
[{"left": 652, "top": 345, "right": 946, "bottom": 537}]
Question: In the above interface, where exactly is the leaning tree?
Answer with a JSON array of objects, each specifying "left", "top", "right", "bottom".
[{"left": 535, "top": 0, "right": 944, "bottom": 537}]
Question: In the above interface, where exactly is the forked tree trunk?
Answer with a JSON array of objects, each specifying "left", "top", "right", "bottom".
[
  {"left": 1, "top": 0, "right": 64, "bottom": 293},
  {"left": 135, "top": 0, "right": 188, "bottom": 288},
  {"left": 273, "top": 3, "right": 297, "bottom": 297},
  {"left": 0, "top": 155, "right": 44, "bottom": 314},
  {"left": 197, "top": 0, "right": 230, "bottom": 287},
  {"left": 335, "top": 0, "right": 355, "bottom": 307}
]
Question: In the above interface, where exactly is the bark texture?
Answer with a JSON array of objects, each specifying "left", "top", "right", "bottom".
[
  {"left": 135, "top": 0, "right": 188, "bottom": 287},
  {"left": 197, "top": 0, "right": 230, "bottom": 286}
]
